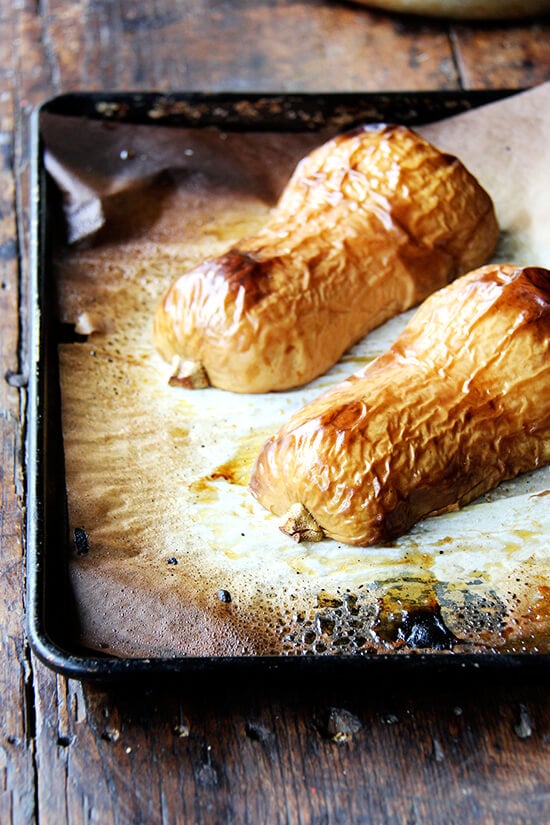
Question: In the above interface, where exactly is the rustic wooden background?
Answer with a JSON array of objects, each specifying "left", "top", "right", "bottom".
[{"left": 1, "top": 1, "right": 550, "bottom": 823}]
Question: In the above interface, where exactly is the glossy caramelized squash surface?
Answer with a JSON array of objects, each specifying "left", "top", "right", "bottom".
[
  {"left": 153, "top": 124, "right": 498, "bottom": 393},
  {"left": 249, "top": 265, "right": 550, "bottom": 546}
]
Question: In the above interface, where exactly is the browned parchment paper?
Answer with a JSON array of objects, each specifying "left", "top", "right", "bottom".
[{"left": 43, "top": 84, "right": 550, "bottom": 659}]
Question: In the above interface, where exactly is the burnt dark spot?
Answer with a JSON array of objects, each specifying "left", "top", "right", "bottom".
[
  {"left": 73, "top": 527, "right": 89, "bottom": 556},
  {"left": 167, "top": 557, "right": 178, "bottom": 565},
  {"left": 208, "top": 249, "right": 273, "bottom": 311},
  {"left": 217, "top": 589, "right": 232, "bottom": 603},
  {"left": 398, "top": 606, "right": 457, "bottom": 650},
  {"left": 373, "top": 598, "right": 458, "bottom": 650}
]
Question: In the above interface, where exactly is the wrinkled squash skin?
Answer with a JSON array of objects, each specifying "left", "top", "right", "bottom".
[
  {"left": 152, "top": 124, "right": 498, "bottom": 393},
  {"left": 249, "top": 265, "right": 550, "bottom": 546}
]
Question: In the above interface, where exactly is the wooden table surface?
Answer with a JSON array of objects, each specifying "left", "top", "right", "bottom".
[{"left": 2, "top": 2, "right": 550, "bottom": 823}]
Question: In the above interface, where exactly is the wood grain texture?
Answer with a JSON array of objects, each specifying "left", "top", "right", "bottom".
[
  {"left": 0, "top": 0, "right": 38, "bottom": 818},
  {"left": 2, "top": 0, "right": 550, "bottom": 823},
  {"left": 30, "top": 672, "right": 550, "bottom": 824},
  {"left": 31, "top": 0, "right": 458, "bottom": 92},
  {"left": 452, "top": 19, "right": 550, "bottom": 88}
]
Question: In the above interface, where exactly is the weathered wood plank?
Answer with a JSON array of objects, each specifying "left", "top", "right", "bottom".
[
  {"left": 0, "top": 5, "right": 38, "bottom": 819},
  {"left": 452, "top": 19, "right": 550, "bottom": 88},
  {"left": 29, "top": 673, "right": 550, "bottom": 824},
  {"left": 38, "top": 0, "right": 459, "bottom": 91}
]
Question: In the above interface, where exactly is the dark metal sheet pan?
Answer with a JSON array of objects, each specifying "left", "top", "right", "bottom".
[{"left": 26, "top": 89, "right": 550, "bottom": 681}]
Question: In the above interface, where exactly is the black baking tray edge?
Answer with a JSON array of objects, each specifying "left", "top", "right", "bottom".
[{"left": 26, "top": 88, "right": 550, "bottom": 683}]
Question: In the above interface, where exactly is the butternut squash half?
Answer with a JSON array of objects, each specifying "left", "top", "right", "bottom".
[
  {"left": 152, "top": 124, "right": 498, "bottom": 393},
  {"left": 249, "top": 264, "right": 550, "bottom": 546}
]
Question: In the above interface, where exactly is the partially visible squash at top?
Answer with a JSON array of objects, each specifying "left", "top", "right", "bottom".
[
  {"left": 347, "top": 0, "right": 550, "bottom": 20},
  {"left": 153, "top": 124, "right": 498, "bottom": 393}
]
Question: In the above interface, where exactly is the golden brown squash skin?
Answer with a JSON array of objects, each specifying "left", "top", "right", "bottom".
[
  {"left": 152, "top": 124, "right": 498, "bottom": 393},
  {"left": 249, "top": 265, "right": 550, "bottom": 546}
]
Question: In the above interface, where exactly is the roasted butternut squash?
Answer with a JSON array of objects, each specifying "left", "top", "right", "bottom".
[
  {"left": 249, "top": 264, "right": 550, "bottom": 546},
  {"left": 152, "top": 124, "right": 498, "bottom": 393}
]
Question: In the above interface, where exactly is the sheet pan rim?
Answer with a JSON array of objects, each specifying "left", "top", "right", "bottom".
[{"left": 27, "top": 86, "right": 550, "bottom": 681}]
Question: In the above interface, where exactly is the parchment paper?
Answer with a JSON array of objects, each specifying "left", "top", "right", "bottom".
[{"left": 42, "top": 84, "right": 550, "bottom": 658}]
